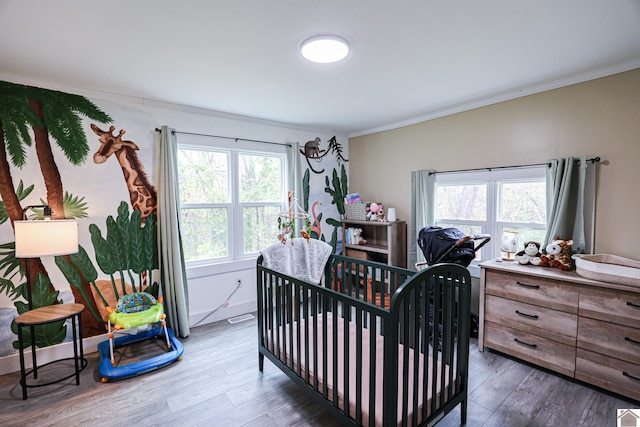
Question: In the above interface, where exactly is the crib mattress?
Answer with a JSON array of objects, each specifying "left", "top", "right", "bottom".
[
  {"left": 572, "top": 254, "right": 640, "bottom": 288},
  {"left": 267, "top": 312, "right": 454, "bottom": 427}
]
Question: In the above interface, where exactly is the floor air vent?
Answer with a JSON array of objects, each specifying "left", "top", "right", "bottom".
[{"left": 227, "top": 314, "right": 255, "bottom": 324}]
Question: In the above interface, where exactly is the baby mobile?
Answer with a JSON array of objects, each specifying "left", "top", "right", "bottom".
[{"left": 277, "top": 191, "right": 312, "bottom": 244}]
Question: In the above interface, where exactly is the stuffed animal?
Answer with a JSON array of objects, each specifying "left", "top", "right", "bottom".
[
  {"left": 367, "top": 202, "right": 383, "bottom": 221},
  {"left": 352, "top": 228, "right": 366, "bottom": 245},
  {"left": 540, "top": 238, "right": 573, "bottom": 271},
  {"left": 375, "top": 209, "right": 386, "bottom": 222},
  {"left": 515, "top": 241, "right": 542, "bottom": 265}
]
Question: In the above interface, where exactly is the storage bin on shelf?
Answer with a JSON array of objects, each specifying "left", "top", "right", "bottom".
[{"left": 344, "top": 204, "right": 367, "bottom": 221}]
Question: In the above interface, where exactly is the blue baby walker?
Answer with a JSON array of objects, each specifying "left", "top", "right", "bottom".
[{"left": 98, "top": 291, "right": 183, "bottom": 382}]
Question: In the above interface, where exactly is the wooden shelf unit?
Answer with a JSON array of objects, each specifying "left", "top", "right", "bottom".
[
  {"left": 479, "top": 259, "right": 640, "bottom": 401},
  {"left": 342, "top": 219, "right": 407, "bottom": 269}
]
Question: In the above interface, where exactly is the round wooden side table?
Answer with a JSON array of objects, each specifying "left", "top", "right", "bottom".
[{"left": 15, "top": 303, "right": 87, "bottom": 400}]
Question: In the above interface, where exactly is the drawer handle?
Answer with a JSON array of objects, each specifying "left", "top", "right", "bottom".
[
  {"left": 516, "top": 281, "right": 540, "bottom": 290},
  {"left": 515, "top": 310, "right": 539, "bottom": 320},
  {"left": 627, "top": 301, "right": 640, "bottom": 309},
  {"left": 514, "top": 338, "right": 537, "bottom": 349},
  {"left": 623, "top": 371, "right": 640, "bottom": 382},
  {"left": 625, "top": 336, "right": 640, "bottom": 346}
]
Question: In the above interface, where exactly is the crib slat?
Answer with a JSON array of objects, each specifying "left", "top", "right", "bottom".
[
  {"left": 343, "top": 301, "right": 350, "bottom": 414},
  {"left": 332, "top": 297, "right": 339, "bottom": 409},
  {"left": 355, "top": 305, "right": 363, "bottom": 426},
  {"left": 368, "top": 311, "right": 377, "bottom": 427}
]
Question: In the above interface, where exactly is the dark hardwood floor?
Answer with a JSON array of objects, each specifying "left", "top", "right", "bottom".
[{"left": 0, "top": 315, "right": 636, "bottom": 427}]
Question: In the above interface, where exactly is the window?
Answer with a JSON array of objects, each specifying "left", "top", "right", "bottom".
[
  {"left": 435, "top": 167, "right": 547, "bottom": 263},
  {"left": 177, "top": 135, "right": 286, "bottom": 266}
]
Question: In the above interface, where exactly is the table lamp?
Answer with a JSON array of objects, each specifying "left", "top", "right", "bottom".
[{"left": 14, "top": 205, "right": 78, "bottom": 310}]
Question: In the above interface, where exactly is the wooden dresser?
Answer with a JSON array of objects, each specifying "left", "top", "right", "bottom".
[{"left": 479, "top": 260, "right": 640, "bottom": 401}]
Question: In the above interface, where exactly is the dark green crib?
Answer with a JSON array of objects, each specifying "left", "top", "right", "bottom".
[{"left": 257, "top": 254, "right": 472, "bottom": 427}]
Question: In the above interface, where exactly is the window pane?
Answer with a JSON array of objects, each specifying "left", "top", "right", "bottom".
[
  {"left": 500, "top": 226, "right": 547, "bottom": 250},
  {"left": 178, "top": 149, "right": 229, "bottom": 203},
  {"left": 500, "top": 181, "right": 546, "bottom": 223},
  {"left": 180, "top": 208, "right": 228, "bottom": 261},
  {"left": 242, "top": 205, "right": 281, "bottom": 253},
  {"left": 239, "top": 154, "right": 282, "bottom": 202},
  {"left": 436, "top": 184, "right": 486, "bottom": 221}
]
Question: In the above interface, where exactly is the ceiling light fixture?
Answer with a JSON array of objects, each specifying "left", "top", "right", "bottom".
[{"left": 300, "top": 35, "right": 350, "bottom": 63}]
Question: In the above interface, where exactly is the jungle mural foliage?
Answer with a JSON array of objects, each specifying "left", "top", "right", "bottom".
[
  {"left": 0, "top": 78, "right": 346, "bottom": 357},
  {"left": 1, "top": 81, "right": 112, "bottom": 346},
  {"left": 55, "top": 202, "right": 159, "bottom": 326},
  {"left": 1, "top": 80, "right": 160, "bottom": 354}
]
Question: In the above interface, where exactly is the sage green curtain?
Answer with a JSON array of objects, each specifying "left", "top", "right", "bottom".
[
  {"left": 544, "top": 156, "right": 596, "bottom": 254},
  {"left": 410, "top": 170, "right": 436, "bottom": 267},
  {"left": 158, "top": 126, "right": 190, "bottom": 337}
]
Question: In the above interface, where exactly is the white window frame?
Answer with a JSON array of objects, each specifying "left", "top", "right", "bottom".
[
  {"left": 434, "top": 166, "right": 547, "bottom": 276},
  {"left": 177, "top": 134, "right": 287, "bottom": 276}
]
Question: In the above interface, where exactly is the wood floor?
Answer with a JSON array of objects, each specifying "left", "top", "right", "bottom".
[{"left": 0, "top": 314, "right": 636, "bottom": 427}]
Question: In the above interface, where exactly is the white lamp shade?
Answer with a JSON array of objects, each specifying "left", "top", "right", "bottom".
[{"left": 14, "top": 219, "right": 78, "bottom": 258}]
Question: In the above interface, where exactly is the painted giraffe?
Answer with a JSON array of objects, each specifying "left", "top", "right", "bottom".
[{"left": 91, "top": 124, "right": 158, "bottom": 221}]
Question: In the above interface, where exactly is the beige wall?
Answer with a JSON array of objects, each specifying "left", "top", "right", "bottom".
[{"left": 349, "top": 68, "right": 640, "bottom": 260}]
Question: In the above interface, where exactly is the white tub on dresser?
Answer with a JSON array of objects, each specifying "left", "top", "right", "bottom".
[{"left": 479, "top": 259, "right": 640, "bottom": 401}]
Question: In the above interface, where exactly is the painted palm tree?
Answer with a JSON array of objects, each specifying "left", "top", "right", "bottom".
[
  {"left": 0, "top": 82, "right": 48, "bottom": 310},
  {"left": 0, "top": 80, "right": 112, "bottom": 340}
]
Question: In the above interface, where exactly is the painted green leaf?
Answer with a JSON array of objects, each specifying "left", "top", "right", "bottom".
[
  {"left": 11, "top": 273, "right": 66, "bottom": 349},
  {"left": 303, "top": 168, "right": 310, "bottom": 212},
  {"left": 128, "top": 210, "right": 144, "bottom": 274},
  {"left": 68, "top": 245, "right": 98, "bottom": 282},
  {"left": 143, "top": 213, "right": 158, "bottom": 271},
  {"left": 54, "top": 256, "right": 83, "bottom": 289},
  {"left": 106, "top": 216, "right": 127, "bottom": 271},
  {"left": 90, "top": 223, "right": 116, "bottom": 275}
]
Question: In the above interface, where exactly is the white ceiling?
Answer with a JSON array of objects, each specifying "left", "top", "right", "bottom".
[{"left": 1, "top": 1, "right": 639, "bottom": 137}]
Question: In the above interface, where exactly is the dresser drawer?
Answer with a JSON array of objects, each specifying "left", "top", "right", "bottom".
[
  {"left": 484, "top": 321, "right": 576, "bottom": 377},
  {"left": 485, "top": 295, "right": 577, "bottom": 346},
  {"left": 484, "top": 270, "right": 579, "bottom": 313},
  {"left": 576, "top": 348, "right": 640, "bottom": 402},
  {"left": 579, "top": 286, "right": 640, "bottom": 329},
  {"left": 577, "top": 316, "right": 640, "bottom": 364}
]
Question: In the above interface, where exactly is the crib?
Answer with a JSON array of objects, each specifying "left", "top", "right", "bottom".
[{"left": 257, "top": 253, "right": 472, "bottom": 427}]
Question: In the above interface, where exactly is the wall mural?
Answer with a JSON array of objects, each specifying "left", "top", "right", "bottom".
[
  {"left": 0, "top": 79, "right": 347, "bottom": 360},
  {"left": 301, "top": 141, "right": 349, "bottom": 253},
  {"left": 0, "top": 80, "right": 158, "bottom": 358},
  {"left": 300, "top": 135, "right": 348, "bottom": 174}
]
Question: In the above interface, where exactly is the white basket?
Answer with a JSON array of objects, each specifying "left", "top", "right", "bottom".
[
  {"left": 344, "top": 204, "right": 367, "bottom": 221},
  {"left": 572, "top": 254, "right": 640, "bottom": 288}
]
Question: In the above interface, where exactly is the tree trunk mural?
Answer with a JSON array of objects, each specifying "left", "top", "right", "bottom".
[{"left": 26, "top": 95, "right": 104, "bottom": 335}]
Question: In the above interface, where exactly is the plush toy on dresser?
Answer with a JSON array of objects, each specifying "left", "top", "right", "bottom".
[
  {"left": 515, "top": 241, "right": 543, "bottom": 265},
  {"left": 540, "top": 238, "right": 574, "bottom": 270}
]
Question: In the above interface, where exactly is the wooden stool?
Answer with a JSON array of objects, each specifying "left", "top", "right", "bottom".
[{"left": 15, "top": 303, "right": 87, "bottom": 400}]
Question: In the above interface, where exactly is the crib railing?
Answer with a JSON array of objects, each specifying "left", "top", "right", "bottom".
[{"left": 257, "top": 254, "right": 471, "bottom": 427}]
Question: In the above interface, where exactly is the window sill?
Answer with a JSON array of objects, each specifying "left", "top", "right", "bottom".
[{"left": 186, "top": 258, "right": 256, "bottom": 279}]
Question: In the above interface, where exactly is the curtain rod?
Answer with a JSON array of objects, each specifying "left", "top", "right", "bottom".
[
  {"left": 154, "top": 128, "right": 293, "bottom": 148},
  {"left": 428, "top": 156, "right": 600, "bottom": 176}
]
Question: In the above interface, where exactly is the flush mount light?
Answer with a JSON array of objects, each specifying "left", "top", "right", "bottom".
[{"left": 300, "top": 35, "right": 350, "bottom": 63}]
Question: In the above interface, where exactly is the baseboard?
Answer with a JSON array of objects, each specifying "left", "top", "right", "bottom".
[{"left": 0, "top": 333, "right": 107, "bottom": 377}]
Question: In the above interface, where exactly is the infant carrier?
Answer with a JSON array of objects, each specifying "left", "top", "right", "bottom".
[{"left": 416, "top": 226, "right": 491, "bottom": 344}]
